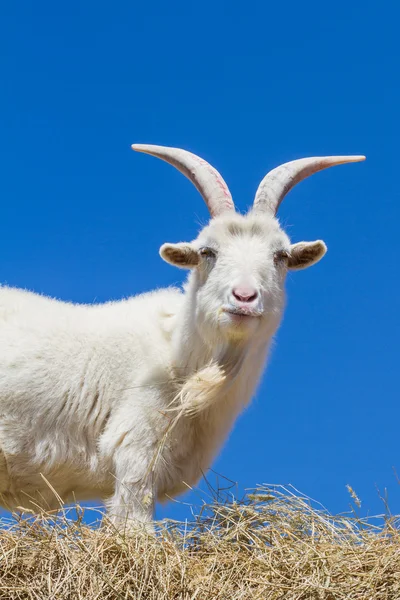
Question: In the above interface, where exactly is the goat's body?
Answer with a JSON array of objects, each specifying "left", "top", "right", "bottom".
[
  {"left": 0, "top": 144, "right": 354, "bottom": 526},
  {"left": 0, "top": 285, "right": 272, "bottom": 523}
]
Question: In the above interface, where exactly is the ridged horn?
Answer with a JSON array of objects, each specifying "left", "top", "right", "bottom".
[
  {"left": 253, "top": 155, "right": 366, "bottom": 215},
  {"left": 132, "top": 144, "right": 235, "bottom": 217}
]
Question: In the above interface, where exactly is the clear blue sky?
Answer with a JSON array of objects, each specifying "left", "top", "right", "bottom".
[{"left": 1, "top": 1, "right": 399, "bottom": 523}]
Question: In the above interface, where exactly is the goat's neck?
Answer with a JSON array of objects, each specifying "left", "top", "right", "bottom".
[{"left": 169, "top": 280, "right": 277, "bottom": 456}]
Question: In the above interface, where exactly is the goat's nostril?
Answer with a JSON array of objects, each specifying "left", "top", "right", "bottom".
[{"left": 232, "top": 287, "right": 258, "bottom": 303}]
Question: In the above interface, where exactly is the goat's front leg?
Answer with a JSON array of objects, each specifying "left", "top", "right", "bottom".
[{"left": 105, "top": 443, "right": 156, "bottom": 534}]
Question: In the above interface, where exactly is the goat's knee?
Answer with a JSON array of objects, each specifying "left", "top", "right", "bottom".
[{"left": 105, "top": 476, "right": 155, "bottom": 533}]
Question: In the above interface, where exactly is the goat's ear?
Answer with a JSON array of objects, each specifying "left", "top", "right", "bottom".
[
  {"left": 288, "top": 240, "right": 327, "bottom": 270},
  {"left": 160, "top": 243, "right": 200, "bottom": 269}
]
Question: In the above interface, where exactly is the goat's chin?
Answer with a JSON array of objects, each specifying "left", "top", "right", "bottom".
[
  {"left": 195, "top": 307, "right": 264, "bottom": 346},
  {"left": 217, "top": 312, "right": 261, "bottom": 343}
]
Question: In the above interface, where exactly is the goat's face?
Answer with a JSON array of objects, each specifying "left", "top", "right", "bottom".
[{"left": 160, "top": 212, "right": 326, "bottom": 343}]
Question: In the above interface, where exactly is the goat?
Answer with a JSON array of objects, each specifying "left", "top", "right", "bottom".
[{"left": 0, "top": 145, "right": 364, "bottom": 528}]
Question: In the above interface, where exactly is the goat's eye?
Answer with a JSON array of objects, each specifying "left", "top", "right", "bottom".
[
  {"left": 200, "top": 247, "right": 217, "bottom": 259},
  {"left": 274, "top": 249, "right": 289, "bottom": 265}
]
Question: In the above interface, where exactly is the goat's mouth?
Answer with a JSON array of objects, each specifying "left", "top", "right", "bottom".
[{"left": 221, "top": 305, "right": 263, "bottom": 319}]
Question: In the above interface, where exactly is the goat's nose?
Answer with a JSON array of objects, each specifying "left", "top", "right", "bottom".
[{"left": 232, "top": 286, "right": 258, "bottom": 303}]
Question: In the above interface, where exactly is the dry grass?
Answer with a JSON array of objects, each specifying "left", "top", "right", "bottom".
[{"left": 0, "top": 485, "right": 399, "bottom": 599}]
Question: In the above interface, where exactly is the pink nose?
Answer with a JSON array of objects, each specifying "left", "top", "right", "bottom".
[{"left": 232, "top": 286, "right": 258, "bottom": 303}]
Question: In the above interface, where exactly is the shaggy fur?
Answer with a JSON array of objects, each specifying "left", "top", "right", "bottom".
[{"left": 0, "top": 211, "right": 325, "bottom": 528}]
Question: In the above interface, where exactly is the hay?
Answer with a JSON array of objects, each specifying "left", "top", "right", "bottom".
[{"left": 0, "top": 485, "right": 398, "bottom": 599}]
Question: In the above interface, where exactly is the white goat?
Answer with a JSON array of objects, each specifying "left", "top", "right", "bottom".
[{"left": 0, "top": 145, "right": 364, "bottom": 528}]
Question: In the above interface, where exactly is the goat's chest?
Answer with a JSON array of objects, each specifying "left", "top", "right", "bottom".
[{"left": 157, "top": 396, "right": 241, "bottom": 500}]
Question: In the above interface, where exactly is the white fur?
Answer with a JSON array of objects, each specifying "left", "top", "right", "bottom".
[{"left": 0, "top": 211, "right": 324, "bottom": 527}]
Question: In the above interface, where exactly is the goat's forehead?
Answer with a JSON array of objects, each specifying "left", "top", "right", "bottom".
[{"left": 198, "top": 213, "right": 288, "bottom": 246}]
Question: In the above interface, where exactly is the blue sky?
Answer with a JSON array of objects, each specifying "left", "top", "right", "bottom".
[{"left": 1, "top": 1, "right": 399, "bottom": 523}]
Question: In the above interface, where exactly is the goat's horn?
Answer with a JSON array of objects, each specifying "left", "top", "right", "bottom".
[
  {"left": 253, "top": 155, "right": 366, "bottom": 215},
  {"left": 132, "top": 144, "right": 235, "bottom": 217}
]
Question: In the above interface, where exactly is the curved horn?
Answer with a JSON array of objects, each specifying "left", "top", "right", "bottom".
[
  {"left": 253, "top": 155, "right": 366, "bottom": 215},
  {"left": 132, "top": 144, "right": 235, "bottom": 217}
]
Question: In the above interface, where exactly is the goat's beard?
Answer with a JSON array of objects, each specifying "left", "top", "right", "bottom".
[{"left": 175, "top": 345, "right": 247, "bottom": 417}]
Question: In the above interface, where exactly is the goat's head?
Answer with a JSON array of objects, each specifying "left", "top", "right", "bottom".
[{"left": 132, "top": 144, "right": 365, "bottom": 344}]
